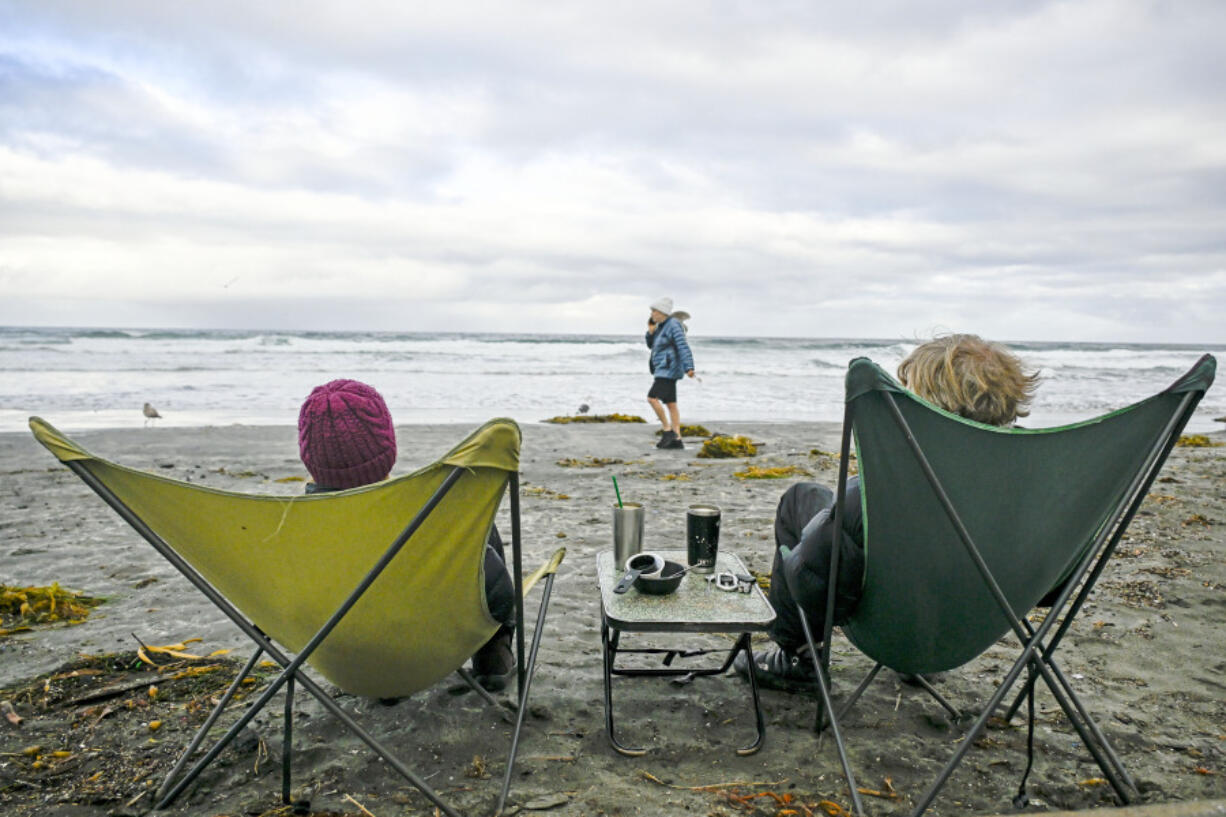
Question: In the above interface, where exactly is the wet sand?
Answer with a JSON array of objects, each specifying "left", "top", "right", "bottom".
[{"left": 2, "top": 419, "right": 1224, "bottom": 816}]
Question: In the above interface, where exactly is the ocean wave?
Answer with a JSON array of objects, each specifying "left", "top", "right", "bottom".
[
  {"left": 806, "top": 358, "right": 848, "bottom": 370},
  {"left": 15, "top": 337, "right": 72, "bottom": 346},
  {"left": 0, "top": 344, "right": 68, "bottom": 354},
  {"left": 2, "top": 328, "right": 1221, "bottom": 433}
]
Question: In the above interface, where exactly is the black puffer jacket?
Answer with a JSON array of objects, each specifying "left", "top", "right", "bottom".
[{"left": 767, "top": 478, "right": 865, "bottom": 650}]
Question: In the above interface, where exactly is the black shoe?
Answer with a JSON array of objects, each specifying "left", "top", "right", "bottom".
[
  {"left": 656, "top": 430, "right": 676, "bottom": 449},
  {"left": 664, "top": 435, "right": 684, "bottom": 449},
  {"left": 472, "top": 630, "right": 515, "bottom": 692},
  {"left": 733, "top": 645, "right": 819, "bottom": 693}
]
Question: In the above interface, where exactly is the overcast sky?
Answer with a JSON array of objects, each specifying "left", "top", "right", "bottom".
[{"left": 1, "top": 1, "right": 1224, "bottom": 342}]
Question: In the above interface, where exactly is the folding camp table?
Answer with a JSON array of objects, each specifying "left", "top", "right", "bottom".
[{"left": 597, "top": 549, "right": 775, "bottom": 756}]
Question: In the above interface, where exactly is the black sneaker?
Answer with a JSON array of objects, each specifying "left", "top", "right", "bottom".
[
  {"left": 663, "top": 435, "right": 685, "bottom": 449},
  {"left": 733, "top": 645, "right": 819, "bottom": 693},
  {"left": 472, "top": 630, "right": 515, "bottom": 692},
  {"left": 656, "top": 430, "right": 676, "bottom": 449}
]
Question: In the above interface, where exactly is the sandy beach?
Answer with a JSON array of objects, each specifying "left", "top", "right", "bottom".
[{"left": 1, "top": 418, "right": 1224, "bottom": 817}]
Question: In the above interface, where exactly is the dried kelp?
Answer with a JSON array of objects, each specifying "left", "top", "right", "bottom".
[
  {"left": 556, "top": 457, "right": 626, "bottom": 468},
  {"left": 697, "top": 435, "right": 758, "bottom": 459},
  {"left": 656, "top": 424, "right": 712, "bottom": 438},
  {"left": 521, "top": 484, "right": 571, "bottom": 499},
  {"left": 0, "top": 584, "right": 104, "bottom": 637},
  {"left": 734, "top": 465, "right": 812, "bottom": 480},
  {"left": 543, "top": 413, "right": 646, "bottom": 424},
  {"left": 1175, "top": 434, "right": 1222, "bottom": 447},
  {"left": 0, "top": 647, "right": 277, "bottom": 811}
]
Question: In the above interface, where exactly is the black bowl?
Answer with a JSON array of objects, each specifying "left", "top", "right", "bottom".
[{"left": 635, "top": 560, "right": 686, "bottom": 595}]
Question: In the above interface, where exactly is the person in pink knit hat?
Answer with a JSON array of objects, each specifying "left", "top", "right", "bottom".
[{"left": 298, "top": 379, "right": 516, "bottom": 692}]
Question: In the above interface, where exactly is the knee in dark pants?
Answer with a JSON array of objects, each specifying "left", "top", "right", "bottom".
[{"left": 774, "top": 482, "right": 835, "bottom": 550}]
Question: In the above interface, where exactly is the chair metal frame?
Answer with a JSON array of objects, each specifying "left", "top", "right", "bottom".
[
  {"left": 60, "top": 457, "right": 554, "bottom": 817},
  {"left": 786, "top": 359, "right": 1209, "bottom": 817}
]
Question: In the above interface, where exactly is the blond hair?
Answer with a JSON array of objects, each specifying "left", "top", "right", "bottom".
[{"left": 897, "top": 334, "right": 1039, "bottom": 427}]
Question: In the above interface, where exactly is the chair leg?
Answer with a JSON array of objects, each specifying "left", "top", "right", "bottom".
[
  {"left": 282, "top": 675, "right": 295, "bottom": 805},
  {"left": 795, "top": 605, "right": 865, "bottom": 817},
  {"left": 456, "top": 667, "right": 518, "bottom": 718},
  {"left": 908, "top": 634, "right": 1133, "bottom": 817},
  {"left": 1001, "top": 633, "right": 1135, "bottom": 793},
  {"left": 1042, "top": 659, "right": 1136, "bottom": 792},
  {"left": 155, "top": 646, "right": 264, "bottom": 803},
  {"left": 72, "top": 462, "right": 469, "bottom": 817},
  {"left": 495, "top": 572, "right": 557, "bottom": 817},
  {"left": 1031, "top": 656, "right": 1134, "bottom": 803},
  {"left": 1003, "top": 671, "right": 1033, "bottom": 722},
  {"left": 909, "top": 664, "right": 1019, "bottom": 816},
  {"left": 822, "top": 661, "right": 958, "bottom": 729},
  {"left": 834, "top": 662, "right": 883, "bottom": 724},
  {"left": 157, "top": 652, "right": 464, "bottom": 817},
  {"left": 908, "top": 674, "right": 962, "bottom": 721}
]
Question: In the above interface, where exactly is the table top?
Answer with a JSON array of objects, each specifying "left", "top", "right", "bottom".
[{"left": 597, "top": 550, "right": 776, "bottom": 633}]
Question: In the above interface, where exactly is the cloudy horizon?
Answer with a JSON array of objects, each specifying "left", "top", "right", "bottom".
[{"left": 2, "top": 1, "right": 1224, "bottom": 343}]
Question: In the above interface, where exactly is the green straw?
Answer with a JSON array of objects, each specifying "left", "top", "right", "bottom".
[{"left": 612, "top": 475, "right": 623, "bottom": 508}]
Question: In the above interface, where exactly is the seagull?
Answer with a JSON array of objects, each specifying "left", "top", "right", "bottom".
[{"left": 143, "top": 403, "right": 163, "bottom": 427}]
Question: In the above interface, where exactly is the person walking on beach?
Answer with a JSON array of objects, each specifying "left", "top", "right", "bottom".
[
  {"left": 646, "top": 297, "right": 696, "bottom": 449},
  {"left": 297, "top": 379, "right": 517, "bottom": 692},
  {"left": 736, "top": 334, "right": 1040, "bottom": 692}
]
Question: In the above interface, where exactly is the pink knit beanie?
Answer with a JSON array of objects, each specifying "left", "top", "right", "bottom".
[{"left": 298, "top": 379, "right": 397, "bottom": 490}]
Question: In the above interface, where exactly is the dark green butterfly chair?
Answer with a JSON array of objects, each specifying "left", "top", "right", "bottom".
[{"left": 782, "top": 354, "right": 1215, "bottom": 817}]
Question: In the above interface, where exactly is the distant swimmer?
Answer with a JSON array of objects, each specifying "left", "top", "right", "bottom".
[{"left": 143, "top": 403, "right": 162, "bottom": 427}]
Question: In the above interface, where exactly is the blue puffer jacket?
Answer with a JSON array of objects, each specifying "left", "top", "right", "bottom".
[{"left": 645, "top": 317, "right": 694, "bottom": 380}]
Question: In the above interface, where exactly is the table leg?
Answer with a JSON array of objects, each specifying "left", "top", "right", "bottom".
[
  {"left": 602, "top": 616, "right": 647, "bottom": 757},
  {"left": 735, "top": 633, "right": 766, "bottom": 756}
]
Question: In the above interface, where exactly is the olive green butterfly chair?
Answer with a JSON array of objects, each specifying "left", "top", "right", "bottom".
[
  {"left": 780, "top": 355, "right": 1214, "bottom": 817},
  {"left": 29, "top": 416, "right": 566, "bottom": 817}
]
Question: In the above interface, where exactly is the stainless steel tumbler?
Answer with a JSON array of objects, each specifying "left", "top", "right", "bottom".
[{"left": 613, "top": 503, "right": 645, "bottom": 569}]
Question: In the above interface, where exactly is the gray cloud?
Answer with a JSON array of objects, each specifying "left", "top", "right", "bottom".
[{"left": 1, "top": 0, "right": 1224, "bottom": 342}]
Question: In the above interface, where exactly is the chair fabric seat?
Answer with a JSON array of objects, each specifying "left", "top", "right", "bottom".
[
  {"left": 841, "top": 358, "right": 1214, "bottom": 674},
  {"left": 787, "top": 354, "right": 1214, "bottom": 817},
  {"left": 30, "top": 417, "right": 527, "bottom": 698}
]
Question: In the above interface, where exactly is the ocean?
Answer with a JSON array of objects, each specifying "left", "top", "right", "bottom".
[{"left": 2, "top": 326, "right": 1223, "bottom": 434}]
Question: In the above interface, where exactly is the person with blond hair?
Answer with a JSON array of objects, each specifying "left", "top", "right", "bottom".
[
  {"left": 896, "top": 334, "right": 1039, "bottom": 427},
  {"left": 736, "top": 334, "right": 1039, "bottom": 692}
]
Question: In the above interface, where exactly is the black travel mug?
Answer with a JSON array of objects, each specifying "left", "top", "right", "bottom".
[{"left": 685, "top": 504, "right": 720, "bottom": 574}]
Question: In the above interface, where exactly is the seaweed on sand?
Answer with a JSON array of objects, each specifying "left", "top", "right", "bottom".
[
  {"left": 543, "top": 413, "right": 646, "bottom": 424},
  {"left": 0, "top": 646, "right": 279, "bottom": 813},
  {"left": 0, "top": 584, "right": 104, "bottom": 638},
  {"left": 1176, "top": 434, "right": 1223, "bottom": 448},
  {"left": 656, "top": 424, "right": 712, "bottom": 438},
  {"left": 697, "top": 435, "right": 758, "bottom": 459},
  {"left": 556, "top": 457, "right": 626, "bottom": 468},
  {"left": 734, "top": 465, "right": 812, "bottom": 480}
]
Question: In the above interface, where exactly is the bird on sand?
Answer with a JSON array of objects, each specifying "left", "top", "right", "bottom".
[{"left": 143, "top": 403, "right": 162, "bottom": 427}]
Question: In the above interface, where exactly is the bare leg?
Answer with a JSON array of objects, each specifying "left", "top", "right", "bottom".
[
  {"left": 667, "top": 403, "right": 681, "bottom": 434},
  {"left": 648, "top": 397, "right": 670, "bottom": 432}
]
